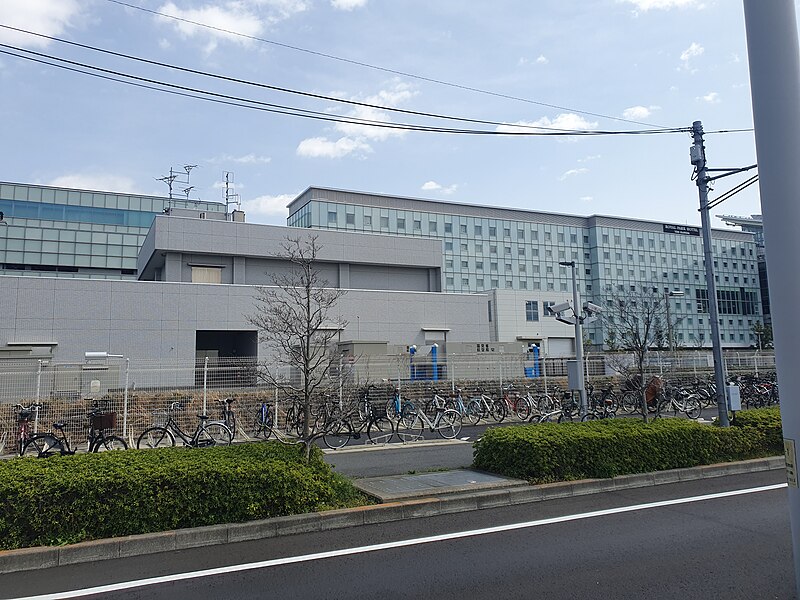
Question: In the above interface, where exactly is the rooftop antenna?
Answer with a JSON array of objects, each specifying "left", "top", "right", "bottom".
[
  {"left": 156, "top": 164, "right": 199, "bottom": 208},
  {"left": 223, "top": 171, "right": 241, "bottom": 219}
]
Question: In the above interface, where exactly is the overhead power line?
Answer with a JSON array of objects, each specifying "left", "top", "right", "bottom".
[
  {"left": 0, "top": 43, "right": 695, "bottom": 137},
  {"left": 706, "top": 174, "right": 760, "bottom": 210},
  {"left": 104, "top": 0, "right": 665, "bottom": 129},
  {"left": 0, "top": 23, "right": 635, "bottom": 134}
]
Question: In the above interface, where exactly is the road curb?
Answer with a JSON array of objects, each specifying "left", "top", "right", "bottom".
[{"left": 0, "top": 455, "right": 786, "bottom": 574}]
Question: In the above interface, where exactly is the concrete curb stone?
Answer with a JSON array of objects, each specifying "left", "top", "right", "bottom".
[{"left": 0, "top": 455, "right": 786, "bottom": 575}]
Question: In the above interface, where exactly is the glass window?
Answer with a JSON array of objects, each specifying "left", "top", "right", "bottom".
[
  {"left": 380, "top": 216, "right": 389, "bottom": 228},
  {"left": 328, "top": 211, "right": 337, "bottom": 224},
  {"left": 364, "top": 215, "right": 372, "bottom": 227},
  {"left": 413, "top": 219, "right": 421, "bottom": 230},
  {"left": 489, "top": 226, "right": 497, "bottom": 236},
  {"left": 475, "top": 225, "right": 482, "bottom": 235},
  {"left": 346, "top": 213, "right": 355, "bottom": 225},
  {"left": 445, "top": 222, "right": 452, "bottom": 234},
  {"left": 460, "top": 224, "right": 468, "bottom": 234},
  {"left": 429, "top": 221, "right": 437, "bottom": 232},
  {"left": 397, "top": 218, "right": 405, "bottom": 230},
  {"left": 525, "top": 301, "right": 539, "bottom": 322}
]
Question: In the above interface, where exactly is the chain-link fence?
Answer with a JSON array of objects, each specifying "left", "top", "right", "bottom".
[{"left": 0, "top": 350, "right": 777, "bottom": 454}]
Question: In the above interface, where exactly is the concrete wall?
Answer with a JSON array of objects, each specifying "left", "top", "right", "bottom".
[
  {"left": 138, "top": 217, "right": 443, "bottom": 293},
  {"left": 0, "top": 276, "right": 488, "bottom": 364},
  {"left": 488, "top": 289, "right": 577, "bottom": 355}
]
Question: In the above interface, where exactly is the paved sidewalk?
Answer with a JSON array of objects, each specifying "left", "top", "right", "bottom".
[
  {"left": 0, "top": 456, "right": 786, "bottom": 575},
  {"left": 354, "top": 468, "right": 527, "bottom": 501}
]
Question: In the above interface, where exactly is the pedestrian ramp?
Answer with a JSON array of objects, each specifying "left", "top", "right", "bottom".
[{"left": 354, "top": 468, "right": 527, "bottom": 502}]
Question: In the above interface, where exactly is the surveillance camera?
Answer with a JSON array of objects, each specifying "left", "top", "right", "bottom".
[
  {"left": 583, "top": 301, "right": 603, "bottom": 314},
  {"left": 548, "top": 301, "right": 572, "bottom": 314}
]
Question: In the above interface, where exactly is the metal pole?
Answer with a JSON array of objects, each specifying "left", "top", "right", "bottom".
[
  {"left": 34, "top": 360, "right": 42, "bottom": 434},
  {"left": 123, "top": 358, "right": 130, "bottom": 438},
  {"left": 542, "top": 347, "right": 548, "bottom": 399},
  {"left": 692, "top": 120, "right": 730, "bottom": 427},
  {"left": 203, "top": 356, "right": 209, "bottom": 416},
  {"left": 744, "top": 1, "right": 800, "bottom": 592},
  {"left": 567, "top": 262, "right": 587, "bottom": 416},
  {"left": 665, "top": 291, "right": 674, "bottom": 353}
]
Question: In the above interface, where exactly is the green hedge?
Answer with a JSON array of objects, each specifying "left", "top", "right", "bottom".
[
  {"left": 0, "top": 443, "right": 368, "bottom": 550},
  {"left": 732, "top": 406, "right": 783, "bottom": 452},
  {"left": 473, "top": 416, "right": 781, "bottom": 483}
]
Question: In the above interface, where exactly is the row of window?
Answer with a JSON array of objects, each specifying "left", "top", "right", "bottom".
[
  {"left": 1, "top": 184, "right": 223, "bottom": 213},
  {"left": 0, "top": 199, "right": 158, "bottom": 228}
]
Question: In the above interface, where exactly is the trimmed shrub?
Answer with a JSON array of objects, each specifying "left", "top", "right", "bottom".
[
  {"left": 473, "top": 418, "right": 777, "bottom": 483},
  {"left": 732, "top": 406, "right": 783, "bottom": 453},
  {"left": 0, "top": 442, "right": 368, "bottom": 550}
]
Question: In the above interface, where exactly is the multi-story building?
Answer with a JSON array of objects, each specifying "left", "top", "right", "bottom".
[
  {"left": 288, "top": 187, "right": 763, "bottom": 349},
  {"left": 718, "top": 214, "right": 770, "bottom": 326},
  {"left": 0, "top": 181, "right": 226, "bottom": 280}
]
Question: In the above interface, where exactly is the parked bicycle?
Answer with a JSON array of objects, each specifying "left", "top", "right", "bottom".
[
  {"left": 23, "top": 401, "right": 127, "bottom": 457},
  {"left": 465, "top": 390, "right": 506, "bottom": 425},
  {"left": 217, "top": 397, "right": 237, "bottom": 438},
  {"left": 11, "top": 402, "right": 41, "bottom": 455},
  {"left": 396, "top": 396, "right": 462, "bottom": 441},
  {"left": 137, "top": 401, "right": 232, "bottom": 449},
  {"left": 322, "top": 386, "right": 395, "bottom": 449},
  {"left": 387, "top": 386, "right": 417, "bottom": 420}
]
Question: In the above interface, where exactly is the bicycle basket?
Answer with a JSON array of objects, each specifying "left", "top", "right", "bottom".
[{"left": 91, "top": 412, "right": 117, "bottom": 431}]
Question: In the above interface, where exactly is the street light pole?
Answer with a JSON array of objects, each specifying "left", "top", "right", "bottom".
[{"left": 561, "top": 261, "right": 587, "bottom": 417}]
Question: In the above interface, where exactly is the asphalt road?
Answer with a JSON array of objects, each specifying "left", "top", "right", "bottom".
[{"left": 3, "top": 470, "right": 792, "bottom": 600}]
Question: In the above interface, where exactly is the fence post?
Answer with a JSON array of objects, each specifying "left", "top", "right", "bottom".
[
  {"left": 339, "top": 352, "right": 344, "bottom": 409},
  {"left": 274, "top": 387, "right": 279, "bottom": 430},
  {"left": 451, "top": 353, "right": 456, "bottom": 394},
  {"left": 123, "top": 358, "right": 130, "bottom": 438},
  {"left": 203, "top": 356, "right": 209, "bottom": 416},
  {"left": 754, "top": 352, "right": 759, "bottom": 377},
  {"left": 542, "top": 351, "right": 548, "bottom": 398},
  {"left": 499, "top": 355, "right": 503, "bottom": 393},
  {"left": 34, "top": 360, "right": 43, "bottom": 434}
]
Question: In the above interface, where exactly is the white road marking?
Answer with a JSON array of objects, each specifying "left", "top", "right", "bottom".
[{"left": 12, "top": 483, "right": 787, "bottom": 600}]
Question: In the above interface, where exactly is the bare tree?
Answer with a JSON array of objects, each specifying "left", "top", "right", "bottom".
[
  {"left": 247, "top": 236, "right": 347, "bottom": 459},
  {"left": 601, "top": 287, "right": 675, "bottom": 422}
]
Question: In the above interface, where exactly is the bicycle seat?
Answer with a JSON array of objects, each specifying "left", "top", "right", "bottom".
[
  {"left": 53, "top": 422, "right": 65, "bottom": 430},
  {"left": 18, "top": 410, "right": 32, "bottom": 420},
  {"left": 197, "top": 414, "right": 210, "bottom": 420},
  {"left": 224, "top": 398, "right": 236, "bottom": 405}
]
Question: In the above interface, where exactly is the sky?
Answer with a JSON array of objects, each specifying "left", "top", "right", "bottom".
[{"left": 0, "top": 0, "right": 782, "bottom": 230}]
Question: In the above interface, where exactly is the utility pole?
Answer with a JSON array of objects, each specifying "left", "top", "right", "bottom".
[
  {"left": 743, "top": 0, "right": 800, "bottom": 593},
  {"left": 690, "top": 121, "right": 730, "bottom": 427}
]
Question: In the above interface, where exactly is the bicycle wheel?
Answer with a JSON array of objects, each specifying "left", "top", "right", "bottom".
[
  {"left": 399, "top": 402, "right": 419, "bottom": 429},
  {"left": 490, "top": 399, "right": 507, "bottom": 423},
  {"left": 226, "top": 413, "right": 238, "bottom": 439},
  {"left": 367, "top": 416, "right": 394, "bottom": 445},
  {"left": 323, "top": 420, "right": 351, "bottom": 450},
  {"left": 684, "top": 396, "right": 702, "bottom": 420},
  {"left": 580, "top": 412, "right": 596, "bottom": 422},
  {"left": 396, "top": 413, "right": 424, "bottom": 442},
  {"left": 435, "top": 409, "right": 462, "bottom": 439},
  {"left": 621, "top": 391, "right": 641, "bottom": 413},
  {"left": 137, "top": 427, "right": 175, "bottom": 449},
  {"left": 92, "top": 435, "right": 128, "bottom": 452},
  {"left": 198, "top": 423, "right": 233, "bottom": 447},
  {"left": 465, "top": 400, "right": 483, "bottom": 426},
  {"left": 22, "top": 434, "right": 62, "bottom": 458},
  {"left": 385, "top": 398, "right": 400, "bottom": 420},
  {"left": 513, "top": 397, "right": 532, "bottom": 421}
]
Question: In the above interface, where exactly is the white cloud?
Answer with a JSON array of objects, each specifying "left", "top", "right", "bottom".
[
  {"left": 622, "top": 105, "right": 661, "bottom": 120},
  {"left": 331, "top": 0, "right": 368, "bottom": 10},
  {"left": 156, "top": 1, "right": 309, "bottom": 52},
  {"left": 0, "top": 0, "right": 83, "bottom": 48},
  {"left": 209, "top": 153, "right": 272, "bottom": 165},
  {"left": 697, "top": 91, "right": 720, "bottom": 104},
  {"left": 496, "top": 113, "right": 598, "bottom": 134},
  {"left": 536, "top": 55, "right": 549, "bottom": 65},
  {"left": 296, "top": 136, "right": 372, "bottom": 159},
  {"left": 559, "top": 168, "right": 589, "bottom": 181},
  {"left": 578, "top": 154, "right": 601, "bottom": 163},
  {"left": 240, "top": 193, "right": 294, "bottom": 222},
  {"left": 679, "top": 42, "right": 704, "bottom": 72},
  {"left": 421, "top": 181, "right": 458, "bottom": 195},
  {"left": 298, "top": 80, "right": 417, "bottom": 159},
  {"left": 621, "top": 0, "right": 700, "bottom": 10},
  {"left": 580, "top": 196, "right": 594, "bottom": 202},
  {"left": 47, "top": 174, "right": 142, "bottom": 194}
]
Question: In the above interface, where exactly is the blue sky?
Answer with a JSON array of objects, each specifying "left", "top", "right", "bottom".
[{"left": 0, "top": 0, "right": 777, "bottom": 229}]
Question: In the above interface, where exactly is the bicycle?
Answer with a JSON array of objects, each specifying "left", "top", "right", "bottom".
[
  {"left": 386, "top": 386, "right": 417, "bottom": 421},
  {"left": 396, "top": 396, "right": 462, "bottom": 442},
  {"left": 23, "top": 402, "right": 127, "bottom": 457},
  {"left": 136, "top": 401, "right": 232, "bottom": 449},
  {"left": 217, "top": 397, "right": 237, "bottom": 438},
  {"left": 499, "top": 384, "right": 533, "bottom": 421},
  {"left": 322, "top": 386, "right": 395, "bottom": 449},
  {"left": 652, "top": 383, "right": 702, "bottom": 420},
  {"left": 465, "top": 390, "right": 507, "bottom": 425},
  {"left": 11, "top": 402, "right": 41, "bottom": 455}
]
